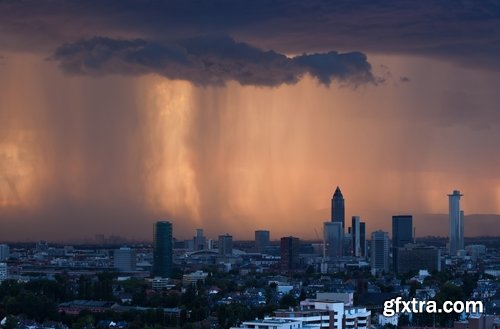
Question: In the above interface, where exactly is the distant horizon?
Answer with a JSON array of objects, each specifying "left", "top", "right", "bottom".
[
  {"left": 0, "top": 212, "right": 498, "bottom": 244},
  {"left": 1, "top": 235, "right": 499, "bottom": 245}
]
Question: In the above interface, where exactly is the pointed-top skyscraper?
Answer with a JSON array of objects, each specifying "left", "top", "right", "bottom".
[{"left": 331, "top": 186, "right": 345, "bottom": 231}]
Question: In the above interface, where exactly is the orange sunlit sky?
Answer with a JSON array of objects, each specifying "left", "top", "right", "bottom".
[{"left": 0, "top": 1, "right": 499, "bottom": 241}]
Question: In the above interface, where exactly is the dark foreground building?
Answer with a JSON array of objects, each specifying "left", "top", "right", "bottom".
[
  {"left": 280, "top": 236, "right": 300, "bottom": 271},
  {"left": 153, "top": 221, "right": 173, "bottom": 278}
]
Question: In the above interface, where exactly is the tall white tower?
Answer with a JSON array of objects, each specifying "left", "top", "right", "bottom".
[{"left": 448, "top": 190, "right": 464, "bottom": 255}]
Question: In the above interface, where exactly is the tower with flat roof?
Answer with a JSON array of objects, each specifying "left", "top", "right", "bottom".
[
  {"left": 153, "top": 221, "right": 173, "bottom": 278},
  {"left": 392, "top": 215, "right": 413, "bottom": 273},
  {"left": 448, "top": 190, "right": 464, "bottom": 255}
]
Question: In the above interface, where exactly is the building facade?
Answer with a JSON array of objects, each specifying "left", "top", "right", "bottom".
[
  {"left": 331, "top": 186, "right": 345, "bottom": 231},
  {"left": 359, "top": 222, "right": 366, "bottom": 257},
  {"left": 371, "top": 230, "right": 389, "bottom": 275},
  {"left": 255, "top": 230, "right": 270, "bottom": 254},
  {"left": 193, "top": 229, "right": 206, "bottom": 251},
  {"left": 153, "top": 221, "right": 173, "bottom": 278},
  {"left": 231, "top": 319, "right": 302, "bottom": 329},
  {"left": 396, "top": 244, "right": 441, "bottom": 274},
  {"left": 392, "top": 215, "right": 413, "bottom": 273},
  {"left": 351, "top": 217, "right": 366, "bottom": 257},
  {"left": 324, "top": 222, "right": 344, "bottom": 259},
  {"left": 448, "top": 190, "right": 464, "bottom": 255},
  {"left": 113, "top": 247, "right": 136, "bottom": 272},
  {"left": 218, "top": 234, "right": 233, "bottom": 256},
  {"left": 280, "top": 236, "right": 300, "bottom": 271}
]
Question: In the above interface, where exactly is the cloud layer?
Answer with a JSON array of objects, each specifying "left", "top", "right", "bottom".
[
  {"left": 51, "top": 36, "right": 376, "bottom": 86},
  {"left": 1, "top": 1, "right": 500, "bottom": 70}
]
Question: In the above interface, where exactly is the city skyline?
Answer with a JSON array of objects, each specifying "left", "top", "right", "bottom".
[
  {"left": 1, "top": 1, "right": 500, "bottom": 241},
  {"left": 0, "top": 186, "right": 498, "bottom": 242}
]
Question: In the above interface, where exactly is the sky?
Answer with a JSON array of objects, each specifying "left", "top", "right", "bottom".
[{"left": 0, "top": 0, "right": 499, "bottom": 242}]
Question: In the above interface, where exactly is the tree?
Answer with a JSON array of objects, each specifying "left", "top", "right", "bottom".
[{"left": 279, "top": 293, "right": 297, "bottom": 309}]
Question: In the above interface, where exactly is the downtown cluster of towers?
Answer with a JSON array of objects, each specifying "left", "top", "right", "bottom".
[
  {"left": 149, "top": 187, "right": 466, "bottom": 277},
  {"left": 325, "top": 187, "right": 466, "bottom": 274}
]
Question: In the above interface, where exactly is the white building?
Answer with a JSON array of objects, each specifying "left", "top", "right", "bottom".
[
  {"left": 241, "top": 299, "right": 370, "bottom": 329},
  {"left": 274, "top": 309, "right": 332, "bottom": 329},
  {"left": 231, "top": 319, "right": 302, "bottom": 329},
  {"left": 344, "top": 307, "right": 370, "bottom": 329},
  {"left": 299, "top": 299, "right": 371, "bottom": 329},
  {"left": 299, "top": 299, "right": 345, "bottom": 329},
  {"left": 150, "top": 277, "right": 175, "bottom": 291}
]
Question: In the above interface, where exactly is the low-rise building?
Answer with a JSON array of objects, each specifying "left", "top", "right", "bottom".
[
  {"left": 231, "top": 319, "right": 302, "bottom": 329},
  {"left": 182, "top": 270, "right": 208, "bottom": 287}
]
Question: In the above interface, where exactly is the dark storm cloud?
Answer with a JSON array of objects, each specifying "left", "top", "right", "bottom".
[
  {"left": 1, "top": 0, "right": 500, "bottom": 69},
  {"left": 51, "top": 36, "right": 376, "bottom": 86}
]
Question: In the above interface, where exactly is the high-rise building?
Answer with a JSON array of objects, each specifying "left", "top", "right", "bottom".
[
  {"left": 352, "top": 216, "right": 367, "bottom": 257},
  {"left": 392, "top": 215, "right": 413, "bottom": 273},
  {"left": 218, "top": 234, "right": 233, "bottom": 256},
  {"left": 371, "top": 230, "right": 389, "bottom": 275},
  {"left": 331, "top": 186, "right": 345, "bottom": 231},
  {"left": 396, "top": 244, "right": 441, "bottom": 274},
  {"left": 193, "top": 228, "right": 206, "bottom": 251},
  {"left": 324, "top": 222, "right": 344, "bottom": 258},
  {"left": 114, "top": 247, "right": 136, "bottom": 272},
  {"left": 352, "top": 216, "right": 360, "bottom": 256},
  {"left": 280, "top": 236, "right": 300, "bottom": 271},
  {"left": 448, "top": 190, "right": 464, "bottom": 255},
  {"left": 343, "top": 230, "right": 353, "bottom": 256},
  {"left": 0, "top": 244, "right": 9, "bottom": 261},
  {"left": 360, "top": 222, "right": 366, "bottom": 257},
  {"left": 255, "top": 230, "right": 270, "bottom": 254},
  {"left": 153, "top": 221, "right": 173, "bottom": 278}
]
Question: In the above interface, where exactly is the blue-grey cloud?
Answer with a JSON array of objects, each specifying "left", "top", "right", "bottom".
[
  {"left": 51, "top": 36, "right": 376, "bottom": 86},
  {"left": 1, "top": 0, "right": 500, "bottom": 70}
]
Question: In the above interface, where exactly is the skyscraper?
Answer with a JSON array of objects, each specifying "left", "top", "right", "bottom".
[
  {"left": 218, "top": 234, "right": 233, "bottom": 256},
  {"left": 392, "top": 215, "right": 413, "bottom": 273},
  {"left": 448, "top": 190, "right": 464, "bottom": 255},
  {"left": 153, "top": 221, "right": 173, "bottom": 278},
  {"left": 360, "top": 222, "right": 366, "bottom": 257},
  {"left": 371, "top": 230, "right": 389, "bottom": 275},
  {"left": 255, "top": 230, "right": 270, "bottom": 253},
  {"left": 280, "top": 236, "right": 300, "bottom": 271},
  {"left": 351, "top": 217, "right": 367, "bottom": 257},
  {"left": 324, "top": 221, "right": 344, "bottom": 258},
  {"left": 193, "top": 228, "right": 206, "bottom": 251},
  {"left": 331, "top": 186, "right": 345, "bottom": 231},
  {"left": 352, "top": 216, "right": 361, "bottom": 257}
]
